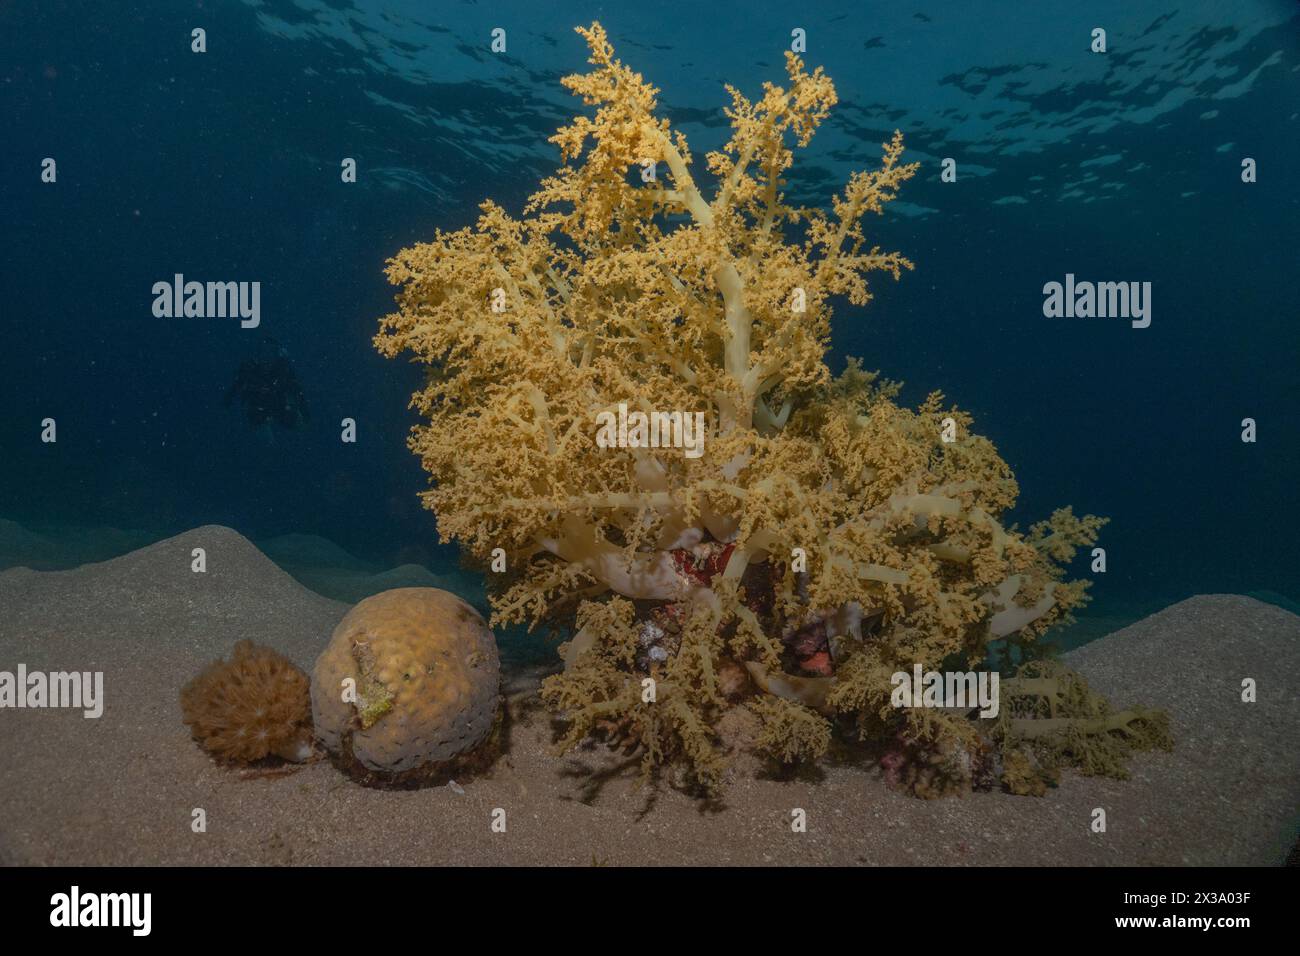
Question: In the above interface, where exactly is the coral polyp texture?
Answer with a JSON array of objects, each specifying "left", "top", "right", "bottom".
[
  {"left": 375, "top": 23, "right": 1169, "bottom": 795},
  {"left": 311, "top": 588, "right": 501, "bottom": 786},
  {"left": 180, "top": 640, "right": 314, "bottom": 764}
]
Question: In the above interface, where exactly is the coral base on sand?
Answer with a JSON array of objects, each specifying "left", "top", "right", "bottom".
[{"left": 323, "top": 706, "right": 507, "bottom": 789}]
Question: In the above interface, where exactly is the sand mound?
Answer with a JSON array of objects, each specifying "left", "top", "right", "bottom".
[
  {"left": 0, "top": 518, "right": 61, "bottom": 570},
  {"left": 257, "top": 533, "right": 375, "bottom": 572},
  {"left": 1058, "top": 594, "right": 1299, "bottom": 865},
  {"left": 0, "top": 518, "right": 155, "bottom": 572},
  {"left": 253, "top": 530, "right": 487, "bottom": 608},
  {"left": 0, "top": 528, "right": 1295, "bottom": 866},
  {"left": 278, "top": 561, "right": 485, "bottom": 606}
]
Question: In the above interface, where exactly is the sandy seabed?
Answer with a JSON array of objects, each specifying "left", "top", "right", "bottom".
[{"left": 0, "top": 525, "right": 1295, "bottom": 866}]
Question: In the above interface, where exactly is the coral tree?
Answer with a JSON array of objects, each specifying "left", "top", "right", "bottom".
[
  {"left": 180, "top": 640, "right": 314, "bottom": 764},
  {"left": 376, "top": 23, "right": 1169, "bottom": 795}
]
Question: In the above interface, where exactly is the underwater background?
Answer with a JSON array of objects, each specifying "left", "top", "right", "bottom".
[{"left": 3, "top": 0, "right": 1298, "bottom": 652}]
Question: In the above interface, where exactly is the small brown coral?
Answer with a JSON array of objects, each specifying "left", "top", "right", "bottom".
[{"left": 181, "top": 640, "right": 314, "bottom": 764}]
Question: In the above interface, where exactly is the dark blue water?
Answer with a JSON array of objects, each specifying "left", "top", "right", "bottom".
[{"left": 3, "top": 1, "right": 1297, "bottom": 632}]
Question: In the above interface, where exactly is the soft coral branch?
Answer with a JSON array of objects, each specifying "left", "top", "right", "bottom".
[{"left": 376, "top": 21, "right": 1129, "bottom": 796}]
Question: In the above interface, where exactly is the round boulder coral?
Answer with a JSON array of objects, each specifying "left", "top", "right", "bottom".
[
  {"left": 180, "top": 640, "right": 314, "bottom": 764},
  {"left": 311, "top": 588, "right": 501, "bottom": 785}
]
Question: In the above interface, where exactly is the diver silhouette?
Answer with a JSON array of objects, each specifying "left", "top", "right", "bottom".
[{"left": 224, "top": 336, "right": 309, "bottom": 444}]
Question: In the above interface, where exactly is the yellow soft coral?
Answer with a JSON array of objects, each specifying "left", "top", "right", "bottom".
[{"left": 375, "top": 23, "right": 1143, "bottom": 795}]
